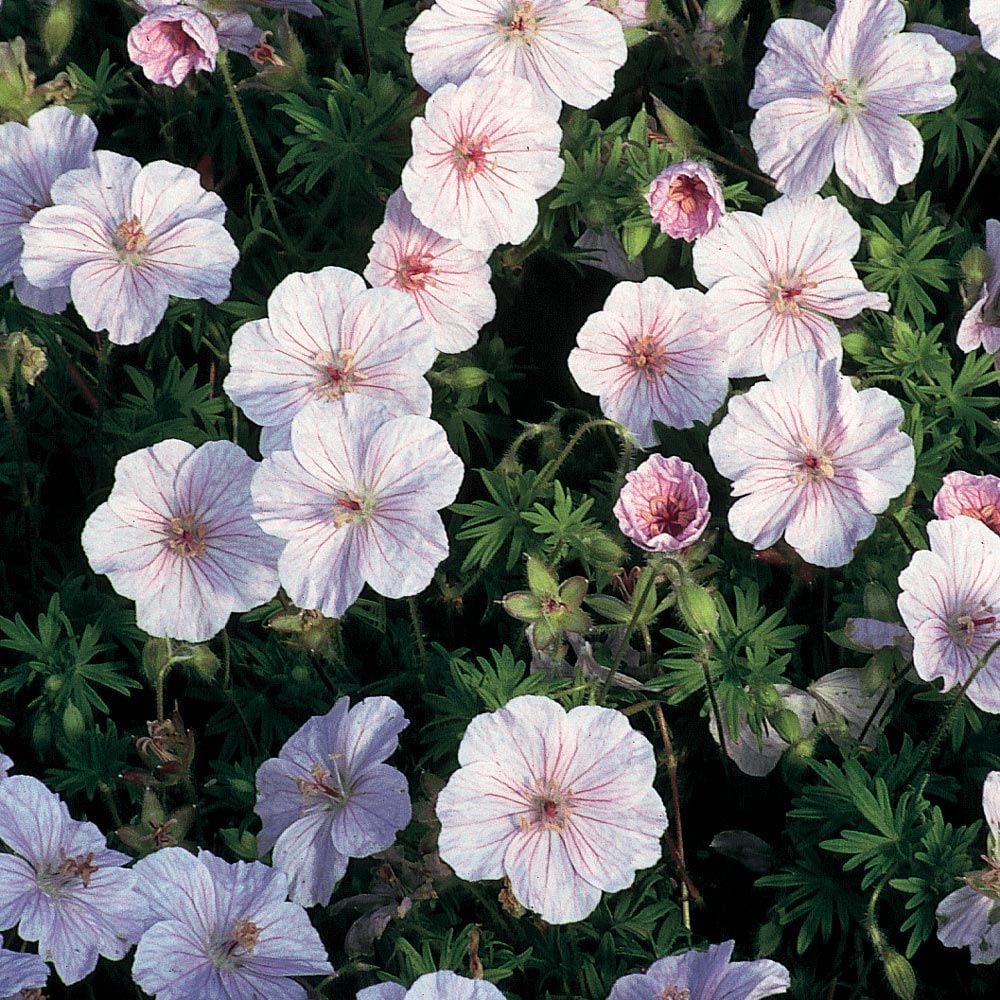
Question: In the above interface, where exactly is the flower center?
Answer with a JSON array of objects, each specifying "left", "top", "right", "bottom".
[
  {"left": 959, "top": 503, "right": 1000, "bottom": 535},
  {"left": 21, "top": 990, "right": 48, "bottom": 1000},
  {"left": 331, "top": 491, "right": 373, "bottom": 528},
  {"left": 964, "top": 857, "right": 1000, "bottom": 901},
  {"left": 951, "top": 607, "right": 998, "bottom": 647},
  {"left": 659, "top": 987, "right": 691, "bottom": 1000},
  {"left": 666, "top": 175, "right": 709, "bottom": 216},
  {"left": 294, "top": 759, "right": 349, "bottom": 811},
  {"left": 397, "top": 254, "right": 437, "bottom": 291},
  {"left": 162, "top": 19, "right": 204, "bottom": 58},
  {"left": 453, "top": 134, "right": 492, "bottom": 177},
  {"left": 210, "top": 917, "right": 262, "bottom": 970},
  {"left": 627, "top": 334, "right": 669, "bottom": 379},
  {"left": 498, "top": 0, "right": 540, "bottom": 42},
  {"left": 519, "top": 778, "right": 574, "bottom": 833},
  {"left": 312, "top": 350, "right": 363, "bottom": 400},
  {"left": 36, "top": 850, "right": 99, "bottom": 898},
  {"left": 113, "top": 215, "right": 149, "bottom": 264},
  {"left": 167, "top": 514, "right": 208, "bottom": 558},
  {"left": 793, "top": 448, "right": 835, "bottom": 485},
  {"left": 642, "top": 493, "right": 695, "bottom": 537},
  {"left": 822, "top": 76, "right": 865, "bottom": 119},
  {"left": 768, "top": 270, "right": 818, "bottom": 316}
]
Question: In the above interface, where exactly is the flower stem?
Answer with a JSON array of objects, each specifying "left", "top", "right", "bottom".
[
  {"left": 953, "top": 124, "right": 1000, "bottom": 223},
  {"left": 536, "top": 418, "right": 630, "bottom": 494},
  {"left": 408, "top": 596, "right": 429, "bottom": 672},
  {"left": 702, "top": 654, "right": 732, "bottom": 780},
  {"left": 769, "top": 0, "right": 781, "bottom": 21},
  {"left": 600, "top": 565, "right": 658, "bottom": 699},
  {"left": 218, "top": 51, "right": 293, "bottom": 249}
]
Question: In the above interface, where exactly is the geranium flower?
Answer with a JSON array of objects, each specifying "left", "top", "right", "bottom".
[
  {"left": 21, "top": 151, "right": 238, "bottom": 345},
  {"left": 435, "top": 694, "right": 667, "bottom": 924},
  {"left": 807, "top": 668, "right": 891, "bottom": 742},
  {"left": 0, "top": 105, "right": 96, "bottom": 314},
  {"left": 936, "top": 771, "right": 1000, "bottom": 964},
  {"left": 568, "top": 277, "right": 728, "bottom": 448},
  {"left": 224, "top": 267, "right": 436, "bottom": 453},
  {"left": 590, "top": 0, "right": 646, "bottom": 27},
  {"left": 255, "top": 696, "right": 411, "bottom": 908},
  {"left": 614, "top": 454, "right": 710, "bottom": 552},
  {"left": 574, "top": 228, "right": 644, "bottom": 281},
  {"left": 405, "top": 0, "right": 626, "bottom": 116},
  {"left": 748, "top": 0, "right": 956, "bottom": 202},
  {"left": 972, "top": 0, "right": 1000, "bottom": 60},
  {"left": 128, "top": 4, "right": 220, "bottom": 86},
  {"left": 844, "top": 617, "right": 914, "bottom": 661},
  {"left": 82, "top": 439, "right": 281, "bottom": 643},
  {"left": 358, "top": 971, "right": 505, "bottom": 1000},
  {"left": 957, "top": 220, "right": 1000, "bottom": 355},
  {"left": 401, "top": 73, "right": 564, "bottom": 252},
  {"left": 708, "top": 685, "right": 816, "bottom": 778},
  {"left": 646, "top": 161, "right": 725, "bottom": 242},
  {"left": 933, "top": 471, "right": 1000, "bottom": 536},
  {"left": 132, "top": 847, "right": 333, "bottom": 999},
  {"left": 251, "top": 397, "right": 464, "bottom": 619},
  {"left": 364, "top": 189, "right": 496, "bottom": 354},
  {"left": 607, "top": 940, "right": 790, "bottom": 999},
  {"left": 898, "top": 518, "right": 1000, "bottom": 714},
  {"left": 708, "top": 351, "right": 914, "bottom": 567},
  {"left": 691, "top": 194, "right": 889, "bottom": 377},
  {"left": 0, "top": 775, "right": 146, "bottom": 986},
  {"left": 0, "top": 933, "right": 49, "bottom": 998}
]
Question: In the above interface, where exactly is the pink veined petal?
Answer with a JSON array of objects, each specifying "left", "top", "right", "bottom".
[
  {"left": 342, "top": 696, "right": 410, "bottom": 775},
  {"left": 691, "top": 210, "right": 776, "bottom": 288},
  {"left": 145, "top": 216, "right": 238, "bottom": 302},
  {"left": 823, "top": 0, "right": 905, "bottom": 78},
  {"left": 328, "top": 762, "right": 411, "bottom": 857},
  {"left": 277, "top": 518, "right": 368, "bottom": 619},
  {"left": 272, "top": 812, "right": 347, "bottom": 908},
  {"left": 20, "top": 204, "right": 111, "bottom": 289},
  {"left": 972, "top": 0, "right": 1000, "bottom": 60},
  {"left": 832, "top": 111, "right": 924, "bottom": 204},
  {"left": 48, "top": 150, "right": 140, "bottom": 225},
  {"left": 13, "top": 274, "right": 71, "bottom": 315},
  {"left": 131, "top": 159, "right": 227, "bottom": 236},
  {"left": 131, "top": 918, "right": 219, "bottom": 999},
  {"left": 69, "top": 257, "right": 169, "bottom": 345},
  {"left": 864, "top": 33, "right": 956, "bottom": 115},
  {"left": 749, "top": 17, "right": 826, "bottom": 108},
  {"left": 357, "top": 513, "right": 449, "bottom": 600},
  {"left": 504, "top": 827, "right": 604, "bottom": 923},
  {"left": 750, "top": 98, "right": 837, "bottom": 198},
  {"left": 936, "top": 886, "right": 996, "bottom": 952}
]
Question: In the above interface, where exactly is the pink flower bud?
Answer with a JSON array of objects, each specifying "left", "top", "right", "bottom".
[
  {"left": 127, "top": 6, "right": 219, "bottom": 87},
  {"left": 645, "top": 160, "right": 725, "bottom": 242}
]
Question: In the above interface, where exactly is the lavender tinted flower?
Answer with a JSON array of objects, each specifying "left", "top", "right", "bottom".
[
  {"left": 132, "top": 847, "right": 333, "bottom": 998},
  {"left": 358, "top": 970, "right": 505, "bottom": 1000},
  {"left": 0, "top": 934, "right": 49, "bottom": 998},
  {"left": 255, "top": 696, "right": 412, "bottom": 907},
  {"left": 0, "top": 775, "right": 146, "bottom": 985},
  {"left": 646, "top": 161, "right": 725, "bottom": 242}
]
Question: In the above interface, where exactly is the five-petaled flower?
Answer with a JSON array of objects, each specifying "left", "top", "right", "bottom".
[
  {"left": 131, "top": 847, "right": 333, "bottom": 999},
  {"left": 748, "top": 0, "right": 956, "bottom": 203},
  {"left": 709, "top": 350, "right": 914, "bottom": 567},
  {"left": 692, "top": 194, "right": 889, "bottom": 377},
  {"left": 0, "top": 775, "right": 147, "bottom": 986},
  {"left": 21, "top": 150, "right": 239, "bottom": 345},
  {"left": 255, "top": 696, "right": 412, "bottom": 907},
  {"left": 898, "top": 517, "right": 1000, "bottom": 714},
  {"left": 972, "top": 0, "right": 1000, "bottom": 60},
  {"left": 436, "top": 695, "right": 667, "bottom": 924},
  {"left": 82, "top": 439, "right": 282, "bottom": 642},
  {"left": 358, "top": 971, "right": 506, "bottom": 1000}
]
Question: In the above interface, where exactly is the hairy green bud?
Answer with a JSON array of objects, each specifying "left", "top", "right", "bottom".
[
  {"left": 676, "top": 583, "right": 718, "bottom": 635},
  {"left": 882, "top": 950, "right": 916, "bottom": 1000}
]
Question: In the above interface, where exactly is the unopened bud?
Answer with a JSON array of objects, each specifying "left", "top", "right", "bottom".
[
  {"left": 185, "top": 643, "right": 220, "bottom": 681},
  {"left": 448, "top": 366, "right": 490, "bottom": 390},
  {"left": 676, "top": 583, "right": 718, "bottom": 635},
  {"left": 882, "top": 950, "right": 916, "bottom": 1000},
  {"left": 62, "top": 701, "right": 85, "bottom": 741},
  {"left": 650, "top": 94, "right": 695, "bottom": 154},
  {"left": 702, "top": 0, "right": 742, "bottom": 27},
  {"left": 42, "top": 0, "right": 78, "bottom": 66},
  {"left": 142, "top": 637, "right": 172, "bottom": 686},
  {"left": 769, "top": 707, "right": 801, "bottom": 745},
  {"left": 961, "top": 246, "right": 993, "bottom": 290}
]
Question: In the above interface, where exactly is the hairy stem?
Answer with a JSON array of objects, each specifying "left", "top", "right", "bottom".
[
  {"left": 600, "top": 566, "right": 658, "bottom": 699},
  {"left": 953, "top": 124, "right": 1000, "bottom": 223},
  {"left": 353, "top": 0, "right": 372, "bottom": 77}
]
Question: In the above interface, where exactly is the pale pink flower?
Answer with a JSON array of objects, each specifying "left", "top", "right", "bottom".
[
  {"left": 692, "top": 194, "right": 889, "bottom": 377},
  {"left": 0, "top": 106, "right": 96, "bottom": 314},
  {"left": 936, "top": 771, "right": 1000, "bottom": 964},
  {"left": 972, "top": 0, "right": 1000, "bottom": 60},
  {"left": 405, "top": 0, "right": 626, "bottom": 116},
  {"left": 251, "top": 398, "right": 464, "bottom": 620},
  {"left": 898, "top": 518, "right": 1000, "bottom": 714},
  {"left": 128, "top": 5, "right": 220, "bottom": 86},
  {"left": 709, "top": 351, "right": 915, "bottom": 568},
  {"left": 82, "top": 440, "right": 281, "bottom": 642},
  {"left": 748, "top": 0, "right": 956, "bottom": 203},
  {"left": 614, "top": 454, "right": 710, "bottom": 552},
  {"left": 21, "top": 151, "right": 238, "bottom": 346},
  {"left": 708, "top": 685, "right": 815, "bottom": 777},
  {"left": 646, "top": 161, "right": 724, "bottom": 242},
  {"left": 957, "top": 220, "right": 1000, "bottom": 355},
  {"left": 364, "top": 189, "right": 495, "bottom": 354},
  {"left": 436, "top": 695, "right": 667, "bottom": 924},
  {"left": 224, "top": 267, "right": 436, "bottom": 453},
  {"left": 567, "top": 277, "right": 728, "bottom": 448},
  {"left": 933, "top": 471, "right": 1000, "bottom": 537},
  {"left": 401, "top": 73, "right": 564, "bottom": 252},
  {"left": 590, "top": 0, "right": 645, "bottom": 27}
]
